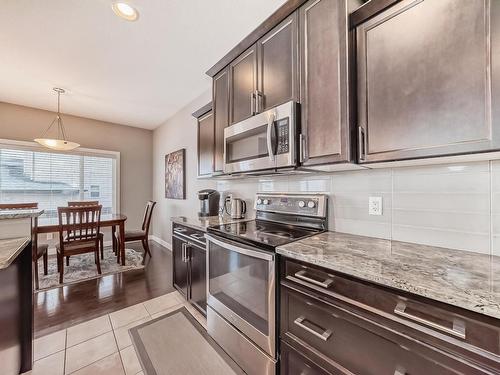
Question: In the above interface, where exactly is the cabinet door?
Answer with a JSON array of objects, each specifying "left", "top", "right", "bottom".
[
  {"left": 300, "top": 0, "right": 351, "bottom": 166},
  {"left": 229, "top": 45, "right": 258, "bottom": 125},
  {"left": 258, "top": 12, "right": 298, "bottom": 112},
  {"left": 188, "top": 243, "right": 207, "bottom": 316},
  {"left": 357, "top": 0, "right": 500, "bottom": 163},
  {"left": 172, "top": 236, "right": 189, "bottom": 299},
  {"left": 197, "top": 110, "right": 214, "bottom": 177},
  {"left": 213, "top": 68, "right": 229, "bottom": 172}
]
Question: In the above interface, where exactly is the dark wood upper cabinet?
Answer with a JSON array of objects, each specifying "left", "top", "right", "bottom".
[
  {"left": 228, "top": 12, "right": 299, "bottom": 125},
  {"left": 194, "top": 103, "right": 214, "bottom": 177},
  {"left": 258, "top": 12, "right": 299, "bottom": 111},
  {"left": 299, "top": 0, "right": 352, "bottom": 167},
  {"left": 213, "top": 68, "right": 229, "bottom": 173},
  {"left": 229, "top": 45, "right": 258, "bottom": 125},
  {"left": 357, "top": 0, "right": 500, "bottom": 163}
]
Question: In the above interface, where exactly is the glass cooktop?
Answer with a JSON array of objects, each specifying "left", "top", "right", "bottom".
[{"left": 207, "top": 220, "right": 321, "bottom": 250}]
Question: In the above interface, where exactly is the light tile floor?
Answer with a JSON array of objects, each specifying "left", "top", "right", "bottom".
[{"left": 25, "top": 291, "right": 207, "bottom": 375}]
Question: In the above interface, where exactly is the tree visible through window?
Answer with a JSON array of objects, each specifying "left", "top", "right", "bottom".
[{"left": 0, "top": 147, "right": 116, "bottom": 218}]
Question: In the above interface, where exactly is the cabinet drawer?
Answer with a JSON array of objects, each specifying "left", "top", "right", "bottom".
[
  {"left": 281, "top": 285, "right": 487, "bottom": 375},
  {"left": 280, "top": 340, "right": 331, "bottom": 375},
  {"left": 283, "top": 259, "right": 500, "bottom": 358},
  {"left": 172, "top": 224, "right": 206, "bottom": 245}
]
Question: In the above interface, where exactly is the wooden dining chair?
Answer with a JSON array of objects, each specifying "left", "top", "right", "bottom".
[
  {"left": 0, "top": 203, "right": 48, "bottom": 289},
  {"left": 57, "top": 205, "right": 102, "bottom": 283},
  {"left": 122, "top": 200, "right": 156, "bottom": 263},
  {"left": 67, "top": 201, "right": 104, "bottom": 260}
]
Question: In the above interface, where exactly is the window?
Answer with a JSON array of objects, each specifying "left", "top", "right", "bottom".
[{"left": 0, "top": 141, "right": 119, "bottom": 218}]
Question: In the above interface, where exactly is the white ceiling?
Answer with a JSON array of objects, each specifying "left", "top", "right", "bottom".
[{"left": 0, "top": 0, "right": 286, "bottom": 129}]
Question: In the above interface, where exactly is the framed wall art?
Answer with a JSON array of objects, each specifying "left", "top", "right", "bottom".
[{"left": 165, "top": 148, "right": 186, "bottom": 199}]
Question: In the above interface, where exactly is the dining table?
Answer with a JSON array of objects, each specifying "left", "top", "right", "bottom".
[{"left": 36, "top": 213, "right": 128, "bottom": 266}]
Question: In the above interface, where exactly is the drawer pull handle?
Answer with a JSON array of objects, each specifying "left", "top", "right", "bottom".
[
  {"left": 294, "top": 316, "right": 332, "bottom": 341},
  {"left": 294, "top": 270, "right": 333, "bottom": 289},
  {"left": 394, "top": 301, "right": 466, "bottom": 339},
  {"left": 174, "top": 228, "right": 188, "bottom": 233},
  {"left": 394, "top": 367, "right": 406, "bottom": 375}
]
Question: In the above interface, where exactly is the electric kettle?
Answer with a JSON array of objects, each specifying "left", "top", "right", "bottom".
[{"left": 224, "top": 196, "right": 247, "bottom": 219}]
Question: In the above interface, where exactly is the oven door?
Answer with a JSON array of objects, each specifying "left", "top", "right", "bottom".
[
  {"left": 205, "top": 234, "right": 275, "bottom": 357},
  {"left": 224, "top": 100, "right": 296, "bottom": 174}
]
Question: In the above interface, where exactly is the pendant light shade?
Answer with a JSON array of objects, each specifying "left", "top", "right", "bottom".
[{"left": 34, "top": 88, "right": 80, "bottom": 151}]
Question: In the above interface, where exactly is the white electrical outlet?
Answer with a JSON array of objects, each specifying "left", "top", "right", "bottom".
[
  {"left": 46, "top": 233, "right": 53, "bottom": 240},
  {"left": 369, "top": 196, "right": 383, "bottom": 216}
]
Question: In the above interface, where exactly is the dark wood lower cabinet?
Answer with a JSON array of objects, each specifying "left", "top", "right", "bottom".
[
  {"left": 280, "top": 341, "right": 330, "bottom": 375},
  {"left": 172, "top": 224, "right": 207, "bottom": 316},
  {"left": 279, "top": 258, "right": 500, "bottom": 375},
  {"left": 172, "top": 236, "right": 189, "bottom": 299},
  {"left": 0, "top": 240, "right": 33, "bottom": 374},
  {"left": 188, "top": 241, "right": 207, "bottom": 314}
]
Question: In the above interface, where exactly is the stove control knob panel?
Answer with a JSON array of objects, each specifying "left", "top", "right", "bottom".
[
  {"left": 307, "top": 201, "right": 316, "bottom": 208},
  {"left": 298, "top": 200, "right": 306, "bottom": 208}
]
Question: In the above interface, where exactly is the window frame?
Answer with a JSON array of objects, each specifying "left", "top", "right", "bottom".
[{"left": 0, "top": 138, "right": 120, "bottom": 214}]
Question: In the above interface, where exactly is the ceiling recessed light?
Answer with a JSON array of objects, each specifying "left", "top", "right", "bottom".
[{"left": 112, "top": 2, "right": 139, "bottom": 21}]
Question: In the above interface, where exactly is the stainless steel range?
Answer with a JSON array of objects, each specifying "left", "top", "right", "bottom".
[{"left": 205, "top": 193, "right": 328, "bottom": 375}]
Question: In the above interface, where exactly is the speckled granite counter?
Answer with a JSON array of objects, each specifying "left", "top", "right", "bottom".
[
  {"left": 171, "top": 216, "right": 252, "bottom": 232},
  {"left": 277, "top": 231, "right": 500, "bottom": 320},
  {"left": 0, "top": 209, "right": 44, "bottom": 220},
  {"left": 0, "top": 237, "right": 30, "bottom": 269}
]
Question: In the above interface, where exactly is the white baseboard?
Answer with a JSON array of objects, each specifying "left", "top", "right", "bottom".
[{"left": 149, "top": 235, "right": 171, "bottom": 250}]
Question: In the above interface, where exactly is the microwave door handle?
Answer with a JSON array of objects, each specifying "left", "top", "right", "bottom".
[{"left": 267, "top": 112, "right": 276, "bottom": 162}]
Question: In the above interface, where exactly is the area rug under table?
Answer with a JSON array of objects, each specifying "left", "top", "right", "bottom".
[
  {"left": 37, "top": 247, "right": 144, "bottom": 290},
  {"left": 130, "top": 307, "right": 244, "bottom": 375}
]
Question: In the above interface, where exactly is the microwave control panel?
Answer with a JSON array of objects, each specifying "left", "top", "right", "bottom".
[{"left": 276, "top": 118, "right": 289, "bottom": 155}]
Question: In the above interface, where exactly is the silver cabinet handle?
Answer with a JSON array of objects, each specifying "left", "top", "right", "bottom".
[
  {"left": 184, "top": 243, "right": 190, "bottom": 263},
  {"left": 295, "top": 270, "right": 333, "bottom": 289},
  {"left": 250, "top": 92, "right": 256, "bottom": 116},
  {"left": 294, "top": 316, "right": 332, "bottom": 341},
  {"left": 267, "top": 112, "right": 276, "bottom": 162},
  {"left": 358, "top": 126, "right": 366, "bottom": 161},
  {"left": 255, "top": 90, "right": 263, "bottom": 113},
  {"left": 394, "top": 367, "right": 406, "bottom": 375},
  {"left": 181, "top": 243, "right": 186, "bottom": 262},
  {"left": 394, "top": 301, "right": 466, "bottom": 339}
]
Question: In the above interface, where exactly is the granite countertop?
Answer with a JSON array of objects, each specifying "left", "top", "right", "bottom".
[
  {"left": 0, "top": 237, "right": 31, "bottom": 269},
  {"left": 277, "top": 231, "right": 500, "bottom": 320},
  {"left": 171, "top": 215, "right": 252, "bottom": 232},
  {"left": 0, "top": 209, "right": 44, "bottom": 220}
]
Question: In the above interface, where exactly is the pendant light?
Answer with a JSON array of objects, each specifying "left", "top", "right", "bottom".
[{"left": 34, "top": 88, "right": 80, "bottom": 151}]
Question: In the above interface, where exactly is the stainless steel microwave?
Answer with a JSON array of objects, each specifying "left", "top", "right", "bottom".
[{"left": 223, "top": 100, "right": 297, "bottom": 174}]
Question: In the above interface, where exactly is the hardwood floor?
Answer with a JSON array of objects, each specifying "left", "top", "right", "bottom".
[{"left": 34, "top": 241, "right": 174, "bottom": 338}]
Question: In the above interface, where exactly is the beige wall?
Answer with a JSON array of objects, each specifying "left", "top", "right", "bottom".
[
  {"left": 152, "top": 89, "right": 215, "bottom": 247},
  {"left": 0, "top": 101, "right": 153, "bottom": 228}
]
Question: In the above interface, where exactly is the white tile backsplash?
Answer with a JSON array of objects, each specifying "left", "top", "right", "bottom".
[{"left": 217, "top": 160, "right": 500, "bottom": 255}]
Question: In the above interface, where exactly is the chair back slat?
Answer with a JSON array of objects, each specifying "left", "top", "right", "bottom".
[
  {"left": 67, "top": 201, "right": 99, "bottom": 239},
  {"left": 58, "top": 205, "right": 102, "bottom": 244},
  {"left": 67, "top": 201, "right": 99, "bottom": 207},
  {"left": 141, "top": 201, "right": 156, "bottom": 235}
]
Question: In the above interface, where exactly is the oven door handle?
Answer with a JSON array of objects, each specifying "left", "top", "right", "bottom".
[
  {"left": 205, "top": 234, "right": 274, "bottom": 261},
  {"left": 267, "top": 112, "right": 276, "bottom": 162}
]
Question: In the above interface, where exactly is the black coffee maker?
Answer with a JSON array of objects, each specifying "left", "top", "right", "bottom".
[{"left": 198, "top": 189, "right": 220, "bottom": 217}]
